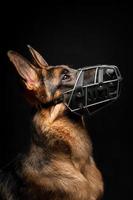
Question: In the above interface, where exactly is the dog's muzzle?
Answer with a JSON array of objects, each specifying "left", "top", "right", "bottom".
[{"left": 63, "top": 65, "right": 122, "bottom": 115}]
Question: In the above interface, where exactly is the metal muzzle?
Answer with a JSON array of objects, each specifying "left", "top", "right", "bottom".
[{"left": 63, "top": 65, "right": 122, "bottom": 115}]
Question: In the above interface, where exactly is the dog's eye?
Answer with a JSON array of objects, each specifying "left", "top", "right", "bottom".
[
  {"left": 62, "top": 69, "right": 71, "bottom": 81},
  {"left": 62, "top": 74, "right": 70, "bottom": 80}
]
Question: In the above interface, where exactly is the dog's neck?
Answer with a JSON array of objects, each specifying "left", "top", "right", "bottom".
[{"left": 33, "top": 103, "right": 83, "bottom": 129}]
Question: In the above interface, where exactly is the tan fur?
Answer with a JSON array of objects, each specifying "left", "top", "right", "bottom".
[
  {"left": 7, "top": 47, "right": 104, "bottom": 200},
  {"left": 22, "top": 104, "right": 103, "bottom": 200}
]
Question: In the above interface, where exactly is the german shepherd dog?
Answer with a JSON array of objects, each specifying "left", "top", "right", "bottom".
[{"left": 0, "top": 46, "right": 103, "bottom": 200}]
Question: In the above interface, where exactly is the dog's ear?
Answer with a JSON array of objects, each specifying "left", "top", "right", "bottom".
[
  {"left": 27, "top": 45, "right": 48, "bottom": 68},
  {"left": 7, "top": 51, "right": 40, "bottom": 90}
]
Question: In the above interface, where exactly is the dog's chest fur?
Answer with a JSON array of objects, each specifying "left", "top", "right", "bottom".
[
  {"left": 23, "top": 106, "right": 92, "bottom": 178},
  {"left": 17, "top": 106, "right": 93, "bottom": 199}
]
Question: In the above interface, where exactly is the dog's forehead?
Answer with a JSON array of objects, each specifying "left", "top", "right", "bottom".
[
  {"left": 41, "top": 65, "right": 76, "bottom": 78},
  {"left": 48, "top": 65, "right": 72, "bottom": 70}
]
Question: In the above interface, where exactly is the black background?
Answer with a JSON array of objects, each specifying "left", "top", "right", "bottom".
[{"left": 0, "top": 2, "right": 131, "bottom": 200}]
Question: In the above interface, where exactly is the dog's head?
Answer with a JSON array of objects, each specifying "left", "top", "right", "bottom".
[{"left": 7, "top": 46, "right": 77, "bottom": 108}]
